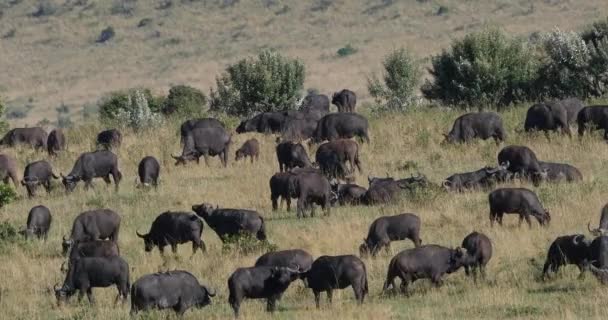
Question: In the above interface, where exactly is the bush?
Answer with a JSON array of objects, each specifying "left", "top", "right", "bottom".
[
  {"left": 422, "top": 28, "right": 539, "bottom": 108},
  {"left": 209, "top": 50, "right": 305, "bottom": 116},
  {"left": 97, "top": 26, "right": 115, "bottom": 43},
  {"left": 0, "top": 221, "right": 18, "bottom": 243},
  {"left": 367, "top": 48, "right": 422, "bottom": 112},
  {"left": 0, "top": 98, "right": 6, "bottom": 132},
  {"left": 162, "top": 85, "right": 207, "bottom": 116},
  {"left": 0, "top": 183, "right": 17, "bottom": 208},
  {"left": 221, "top": 233, "right": 278, "bottom": 255},
  {"left": 98, "top": 89, "right": 162, "bottom": 129},
  {"left": 581, "top": 17, "right": 608, "bottom": 49}
]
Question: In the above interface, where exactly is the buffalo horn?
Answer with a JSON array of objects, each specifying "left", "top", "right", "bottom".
[
  {"left": 572, "top": 235, "right": 584, "bottom": 246},
  {"left": 205, "top": 286, "right": 216, "bottom": 297},
  {"left": 54, "top": 283, "right": 61, "bottom": 291},
  {"left": 588, "top": 222, "right": 601, "bottom": 235},
  {"left": 136, "top": 230, "right": 146, "bottom": 238},
  {"left": 171, "top": 154, "right": 181, "bottom": 160}
]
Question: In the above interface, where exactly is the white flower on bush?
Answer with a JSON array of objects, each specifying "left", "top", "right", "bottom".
[
  {"left": 115, "top": 89, "right": 162, "bottom": 130},
  {"left": 542, "top": 28, "right": 590, "bottom": 69}
]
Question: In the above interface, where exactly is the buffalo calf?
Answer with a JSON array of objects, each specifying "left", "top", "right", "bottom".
[
  {"left": 235, "top": 138, "right": 259, "bottom": 163},
  {"left": 461, "top": 232, "right": 492, "bottom": 280},
  {"left": 20, "top": 205, "right": 51, "bottom": 240},
  {"left": 488, "top": 188, "right": 551, "bottom": 227}
]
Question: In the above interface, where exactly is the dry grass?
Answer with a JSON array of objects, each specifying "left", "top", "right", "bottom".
[
  {"left": 1, "top": 0, "right": 608, "bottom": 125},
  {"left": 1, "top": 107, "right": 608, "bottom": 319}
]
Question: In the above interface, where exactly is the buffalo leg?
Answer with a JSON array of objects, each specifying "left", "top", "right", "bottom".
[
  {"left": 271, "top": 195, "right": 279, "bottom": 211},
  {"left": 84, "top": 179, "right": 94, "bottom": 190},
  {"left": 523, "top": 214, "right": 533, "bottom": 228},
  {"left": 480, "top": 265, "right": 487, "bottom": 280},
  {"left": 314, "top": 290, "right": 321, "bottom": 308},
  {"left": 489, "top": 212, "right": 495, "bottom": 227},
  {"left": 171, "top": 244, "right": 178, "bottom": 254},
  {"left": 44, "top": 180, "right": 52, "bottom": 194},
  {"left": 286, "top": 198, "right": 291, "bottom": 211},
  {"left": 352, "top": 283, "right": 365, "bottom": 304},
  {"left": 431, "top": 275, "right": 444, "bottom": 287},
  {"left": 203, "top": 154, "right": 210, "bottom": 166},
  {"left": 229, "top": 294, "right": 241, "bottom": 317},
  {"left": 86, "top": 288, "right": 95, "bottom": 304},
  {"left": 327, "top": 290, "right": 333, "bottom": 304},
  {"left": 297, "top": 198, "right": 305, "bottom": 218},
  {"left": 266, "top": 297, "right": 278, "bottom": 312},
  {"left": 464, "top": 265, "right": 471, "bottom": 276},
  {"left": 103, "top": 176, "right": 111, "bottom": 185}
]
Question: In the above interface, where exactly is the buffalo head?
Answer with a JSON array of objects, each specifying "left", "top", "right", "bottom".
[
  {"left": 196, "top": 285, "right": 216, "bottom": 308},
  {"left": 136, "top": 230, "right": 154, "bottom": 252},
  {"left": 447, "top": 247, "right": 471, "bottom": 273},
  {"left": 54, "top": 282, "right": 74, "bottom": 304},
  {"left": 61, "top": 174, "right": 78, "bottom": 192},
  {"left": 270, "top": 266, "right": 301, "bottom": 285},
  {"left": 192, "top": 203, "right": 216, "bottom": 219},
  {"left": 234, "top": 150, "right": 245, "bottom": 162},
  {"left": 359, "top": 238, "right": 374, "bottom": 258}
]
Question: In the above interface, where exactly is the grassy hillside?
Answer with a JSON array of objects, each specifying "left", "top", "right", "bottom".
[
  {"left": 1, "top": 0, "right": 608, "bottom": 125},
  {"left": 2, "top": 106, "right": 608, "bottom": 319}
]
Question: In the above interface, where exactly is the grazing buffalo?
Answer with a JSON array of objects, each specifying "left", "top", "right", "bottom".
[
  {"left": 172, "top": 127, "right": 231, "bottom": 167},
  {"left": 557, "top": 97, "right": 584, "bottom": 125},
  {"left": 444, "top": 112, "right": 505, "bottom": 144},
  {"left": 62, "top": 150, "right": 122, "bottom": 192},
  {"left": 236, "top": 112, "right": 290, "bottom": 134},
  {"left": 0, "top": 127, "right": 47, "bottom": 150},
  {"left": 588, "top": 204, "right": 608, "bottom": 236},
  {"left": 315, "top": 139, "right": 362, "bottom": 180},
  {"left": 281, "top": 117, "right": 319, "bottom": 142},
  {"left": 331, "top": 183, "right": 367, "bottom": 206},
  {"left": 62, "top": 209, "right": 121, "bottom": 256},
  {"left": 542, "top": 234, "right": 590, "bottom": 280},
  {"left": 0, "top": 154, "right": 19, "bottom": 187},
  {"left": 255, "top": 249, "right": 314, "bottom": 274},
  {"left": 312, "top": 113, "right": 370, "bottom": 143},
  {"left": 359, "top": 213, "right": 421, "bottom": 257},
  {"left": 538, "top": 161, "right": 582, "bottom": 183},
  {"left": 524, "top": 102, "right": 571, "bottom": 136},
  {"left": 443, "top": 164, "right": 511, "bottom": 192},
  {"left": 461, "top": 232, "right": 493, "bottom": 280},
  {"left": 130, "top": 271, "right": 215, "bottom": 316},
  {"left": 497, "top": 145, "right": 546, "bottom": 185},
  {"left": 55, "top": 256, "right": 129, "bottom": 304},
  {"left": 362, "top": 174, "right": 429, "bottom": 205},
  {"left": 22, "top": 160, "right": 59, "bottom": 197},
  {"left": 270, "top": 172, "right": 296, "bottom": 211},
  {"left": 20, "top": 205, "right": 51, "bottom": 240},
  {"left": 47, "top": 129, "right": 65, "bottom": 156},
  {"left": 192, "top": 203, "right": 267, "bottom": 241},
  {"left": 276, "top": 140, "right": 312, "bottom": 172},
  {"left": 303, "top": 255, "right": 368, "bottom": 307},
  {"left": 235, "top": 138, "right": 259, "bottom": 163},
  {"left": 577, "top": 105, "right": 608, "bottom": 139},
  {"left": 137, "top": 156, "right": 160, "bottom": 188},
  {"left": 228, "top": 266, "right": 301, "bottom": 317},
  {"left": 137, "top": 211, "right": 205, "bottom": 255},
  {"left": 179, "top": 118, "right": 224, "bottom": 143},
  {"left": 62, "top": 240, "right": 120, "bottom": 272},
  {"left": 332, "top": 89, "right": 357, "bottom": 113},
  {"left": 288, "top": 170, "right": 331, "bottom": 218},
  {"left": 301, "top": 93, "right": 330, "bottom": 114},
  {"left": 96, "top": 129, "right": 122, "bottom": 150},
  {"left": 588, "top": 236, "right": 608, "bottom": 284},
  {"left": 383, "top": 245, "right": 470, "bottom": 295},
  {"left": 488, "top": 188, "right": 551, "bottom": 227}
]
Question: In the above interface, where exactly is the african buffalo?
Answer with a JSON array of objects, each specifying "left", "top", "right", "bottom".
[
  {"left": 524, "top": 102, "right": 571, "bottom": 136},
  {"left": 61, "top": 240, "right": 120, "bottom": 272},
  {"left": 20, "top": 205, "right": 51, "bottom": 240},
  {"left": 276, "top": 140, "right": 312, "bottom": 172},
  {"left": 588, "top": 204, "right": 608, "bottom": 236},
  {"left": 47, "top": 129, "right": 65, "bottom": 156},
  {"left": 362, "top": 174, "right": 429, "bottom": 205},
  {"left": 130, "top": 271, "right": 215, "bottom": 315},
  {"left": 255, "top": 249, "right": 314, "bottom": 273},
  {"left": 172, "top": 127, "right": 231, "bottom": 167},
  {"left": 281, "top": 117, "right": 319, "bottom": 141},
  {"left": 557, "top": 97, "right": 584, "bottom": 125},
  {"left": 288, "top": 170, "right": 331, "bottom": 218},
  {"left": 96, "top": 129, "right": 122, "bottom": 150},
  {"left": 315, "top": 139, "right": 361, "bottom": 180},
  {"left": 538, "top": 161, "right": 582, "bottom": 183},
  {"left": 22, "top": 160, "right": 59, "bottom": 197},
  {"left": 497, "top": 145, "right": 546, "bottom": 185},
  {"left": 542, "top": 234, "right": 590, "bottom": 280},
  {"left": 443, "top": 164, "right": 511, "bottom": 192},
  {"left": 303, "top": 255, "right": 368, "bottom": 307},
  {"left": 461, "top": 232, "right": 493, "bottom": 280},
  {"left": 0, "top": 154, "right": 19, "bottom": 187},
  {"left": 55, "top": 256, "right": 129, "bottom": 305},
  {"left": 0, "top": 127, "right": 47, "bottom": 150},
  {"left": 488, "top": 188, "right": 551, "bottom": 227},
  {"left": 331, "top": 183, "right": 367, "bottom": 206},
  {"left": 137, "top": 211, "right": 205, "bottom": 255},
  {"left": 270, "top": 172, "right": 296, "bottom": 211},
  {"left": 228, "top": 266, "right": 301, "bottom": 317},
  {"left": 312, "top": 113, "right": 370, "bottom": 143},
  {"left": 192, "top": 203, "right": 267, "bottom": 241},
  {"left": 62, "top": 209, "right": 121, "bottom": 256},
  {"left": 235, "top": 138, "right": 259, "bottom": 163},
  {"left": 62, "top": 150, "right": 122, "bottom": 192},
  {"left": 360, "top": 213, "right": 421, "bottom": 257},
  {"left": 301, "top": 93, "right": 330, "bottom": 114},
  {"left": 236, "top": 112, "right": 289, "bottom": 134},
  {"left": 137, "top": 156, "right": 160, "bottom": 188},
  {"left": 332, "top": 89, "right": 357, "bottom": 113},
  {"left": 444, "top": 112, "right": 505, "bottom": 144},
  {"left": 577, "top": 105, "right": 608, "bottom": 139},
  {"left": 383, "top": 245, "right": 470, "bottom": 295},
  {"left": 587, "top": 236, "right": 608, "bottom": 284},
  {"left": 179, "top": 118, "right": 224, "bottom": 144}
]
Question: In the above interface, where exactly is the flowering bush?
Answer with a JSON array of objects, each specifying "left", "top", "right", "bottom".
[{"left": 99, "top": 89, "right": 162, "bottom": 129}]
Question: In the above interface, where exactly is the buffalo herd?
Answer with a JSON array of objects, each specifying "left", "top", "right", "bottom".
[{"left": 3, "top": 94, "right": 608, "bottom": 317}]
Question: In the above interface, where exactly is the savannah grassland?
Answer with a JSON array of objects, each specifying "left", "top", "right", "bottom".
[{"left": 2, "top": 1, "right": 608, "bottom": 320}]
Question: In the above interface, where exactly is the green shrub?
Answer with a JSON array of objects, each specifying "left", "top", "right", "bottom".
[
  {"left": 367, "top": 48, "right": 422, "bottom": 112},
  {"left": 162, "top": 85, "right": 207, "bottom": 116},
  {"left": 422, "top": 28, "right": 539, "bottom": 108},
  {"left": 0, "top": 183, "right": 17, "bottom": 208},
  {"left": 0, "top": 221, "right": 19, "bottom": 247},
  {"left": 98, "top": 89, "right": 163, "bottom": 129},
  {"left": 581, "top": 17, "right": 608, "bottom": 49},
  {"left": 209, "top": 50, "right": 305, "bottom": 116},
  {"left": 0, "top": 98, "right": 6, "bottom": 133},
  {"left": 221, "top": 233, "right": 278, "bottom": 255},
  {"left": 337, "top": 44, "right": 358, "bottom": 57}
]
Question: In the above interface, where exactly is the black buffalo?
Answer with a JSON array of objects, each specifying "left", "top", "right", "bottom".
[
  {"left": 62, "top": 150, "right": 122, "bottom": 192},
  {"left": 22, "top": 160, "right": 59, "bottom": 197},
  {"left": 55, "top": 256, "right": 129, "bottom": 304},
  {"left": 542, "top": 234, "right": 589, "bottom": 280},
  {"left": 538, "top": 161, "right": 582, "bottom": 183},
  {"left": 488, "top": 188, "right": 551, "bottom": 227},
  {"left": 137, "top": 156, "right": 160, "bottom": 188},
  {"left": 280, "top": 117, "right": 319, "bottom": 142},
  {"left": 557, "top": 97, "right": 584, "bottom": 125},
  {"left": 47, "top": 129, "right": 66, "bottom": 156},
  {"left": 96, "top": 129, "right": 122, "bottom": 150},
  {"left": 172, "top": 127, "right": 231, "bottom": 167},
  {"left": 192, "top": 203, "right": 267, "bottom": 241},
  {"left": 130, "top": 271, "right": 215, "bottom": 315},
  {"left": 332, "top": 89, "right": 357, "bottom": 112},
  {"left": 362, "top": 174, "right": 429, "bottom": 205},
  {"left": 20, "top": 205, "right": 51, "bottom": 240},
  {"left": 236, "top": 112, "right": 291, "bottom": 134},
  {"left": 228, "top": 266, "right": 300, "bottom": 317},
  {"left": 137, "top": 211, "right": 205, "bottom": 255},
  {"left": 288, "top": 170, "right": 331, "bottom": 218},
  {"left": 331, "top": 183, "right": 367, "bottom": 206},
  {"left": 497, "top": 145, "right": 546, "bottom": 185},
  {"left": 303, "top": 255, "right": 368, "bottom": 307},
  {"left": 360, "top": 213, "right": 421, "bottom": 257},
  {"left": 315, "top": 139, "right": 362, "bottom": 180},
  {"left": 587, "top": 236, "right": 608, "bottom": 284},
  {"left": 577, "top": 105, "right": 608, "bottom": 139},
  {"left": 461, "top": 232, "right": 493, "bottom": 280},
  {"left": 588, "top": 204, "right": 608, "bottom": 236},
  {"left": 383, "top": 245, "right": 470, "bottom": 295},
  {"left": 255, "top": 249, "right": 314, "bottom": 273},
  {"left": 444, "top": 112, "right": 505, "bottom": 144},
  {"left": 301, "top": 93, "right": 330, "bottom": 114},
  {"left": 62, "top": 240, "right": 121, "bottom": 272},
  {"left": 443, "top": 164, "right": 511, "bottom": 192},
  {"left": 0, "top": 154, "right": 19, "bottom": 187},
  {"left": 312, "top": 113, "right": 370, "bottom": 143},
  {"left": 0, "top": 127, "right": 47, "bottom": 150},
  {"left": 235, "top": 138, "right": 259, "bottom": 163},
  {"left": 180, "top": 118, "right": 224, "bottom": 144},
  {"left": 270, "top": 172, "right": 296, "bottom": 211},
  {"left": 62, "top": 209, "right": 121, "bottom": 256},
  {"left": 276, "top": 140, "right": 312, "bottom": 172},
  {"left": 524, "top": 102, "right": 571, "bottom": 136}
]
